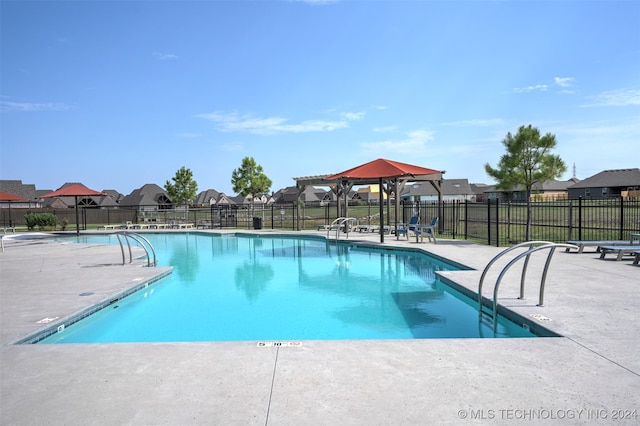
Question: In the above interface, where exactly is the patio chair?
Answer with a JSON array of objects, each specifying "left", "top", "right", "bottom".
[
  {"left": 396, "top": 216, "right": 419, "bottom": 240},
  {"left": 415, "top": 217, "right": 439, "bottom": 243}
]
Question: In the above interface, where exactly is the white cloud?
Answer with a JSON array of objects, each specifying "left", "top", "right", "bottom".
[
  {"left": 360, "top": 129, "right": 435, "bottom": 156},
  {"left": 554, "top": 77, "right": 574, "bottom": 87},
  {"left": 340, "top": 111, "right": 365, "bottom": 121},
  {"left": 582, "top": 88, "right": 640, "bottom": 107},
  {"left": 0, "top": 101, "right": 71, "bottom": 112},
  {"left": 198, "top": 110, "right": 353, "bottom": 134},
  {"left": 513, "top": 84, "right": 548, "bottom": 93},
  {"left": 153, "top": 52, "right": 178, "bottom": 60}
]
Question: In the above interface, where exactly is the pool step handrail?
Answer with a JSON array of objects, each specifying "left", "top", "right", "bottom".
[
  {"left": 478, "top": 241, "right": 578, "bottom": 331},
  {"left": 115, "top": 231, "right": 157, "bottom": 267},
  {"left": 326, "top": 217, "right": 357, "bottom": 240}
]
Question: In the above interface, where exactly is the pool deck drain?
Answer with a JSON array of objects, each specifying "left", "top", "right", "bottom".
[
  {"left": 1, "top": 230, "right": 639, "bottom": 425},
  {"left": 257, "top": 341, "right": 303, "bottom": 348}
]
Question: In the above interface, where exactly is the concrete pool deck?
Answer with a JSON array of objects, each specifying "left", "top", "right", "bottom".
[{"left": 1, "top": 230, "right": 638, "bottom": 425}]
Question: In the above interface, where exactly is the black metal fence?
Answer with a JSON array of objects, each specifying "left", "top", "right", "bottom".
[{"left": 2, "top": 198, "right": 638, "bottom": 247}]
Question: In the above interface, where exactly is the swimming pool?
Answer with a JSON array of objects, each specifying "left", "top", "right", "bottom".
[{"left": 37, "top": 233, "right": 536, "bottom": 343}]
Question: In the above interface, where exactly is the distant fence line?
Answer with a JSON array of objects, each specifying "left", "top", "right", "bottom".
[{"left": 2, "top": 198, "right": 638, "bottom": 247}]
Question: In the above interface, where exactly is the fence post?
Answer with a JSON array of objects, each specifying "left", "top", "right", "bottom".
[
  {"left": 619, "top": 197, "right": 624, "bottom": 240},
  {"left": 464, "top": 200, "right": 468, "bottom": 240},
  {"left": 507, "top": 201, "right": 511, "bottom": 243},
  {"left": 568, "top": 200, "right": 573, "bottom": 241},
  {"left": 578, "top": 197, "right": 583, "bottom": 241},
  {"left": 487, "top": 199, "right": 491, "bottom": 246},
  {"left": 495, "top": 198, "right": 500, "bottom": 246}
]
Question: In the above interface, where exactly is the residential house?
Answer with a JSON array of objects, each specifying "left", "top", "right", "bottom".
[
  {"left": 103, "top": 189, "right": 124, "bottom": 204},
  {"left": 567, "top": 168, "right": 640, "bottom": 199},
  {"left": 273, "top": 186, "right": 337, "bottom": 205},
  {"left": 400, "top": 179, "right": 474, "bottom": 202},
  {"left": 119, "top": 183, "right": 173, "bottom": 212},
  {"left": 0, "top": 179, "right": 45, "bottom": 207},
  {"left": 470, "top": 183, "right": 491, "bottom": 202},
  {"left": 484, "top": 179, "right": 579, "bottom": 202},
  {"left": 195, "top": 189, "right": 222, "bottom": 207}
]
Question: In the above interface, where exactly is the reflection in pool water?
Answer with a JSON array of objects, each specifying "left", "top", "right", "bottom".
[{"left": 39, "top": 233, "right": 536, "bottom": 343}]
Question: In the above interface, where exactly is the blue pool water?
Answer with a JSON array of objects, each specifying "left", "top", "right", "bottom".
[{"left": 39, "top": 233, "right": 535, "bottom": 343}]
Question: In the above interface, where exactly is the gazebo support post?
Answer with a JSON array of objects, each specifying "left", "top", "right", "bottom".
[
  {"left": 295, "top": 184, "right": 306, "bottom": 231},
  {"left": 379, "top": 177, "right": 384, "bottom": 243},
  {"left": 74, "top": 195, "right": 80, "bottom": 236}
]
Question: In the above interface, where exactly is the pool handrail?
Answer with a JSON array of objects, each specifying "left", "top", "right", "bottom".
[
  {"left": 478, "top": 241, "right": 578, "bottom": 331},
  {"left": 115, "top": 231, "right": 157, "bottom": 267},
  {"left": 326, "top": 217, "right": 357, "bottom": 240}
]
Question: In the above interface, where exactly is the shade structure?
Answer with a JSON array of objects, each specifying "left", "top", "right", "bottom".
[
  {"left": 325, "top": 158, "right": 442, "bottom": 181},
  {"left": 40, "top": 184, "right": 109, "bottom": 235},
  {"left": 0, "top": 191, "right": 29, "bottom": 228},
  {"left": 326, "top": 158, "right": 443, "bottom": 243},
  {"left": 0, "top": 191, "right": 28, "bottom": 202}
]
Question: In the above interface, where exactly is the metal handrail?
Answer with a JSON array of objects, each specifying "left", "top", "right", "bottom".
[
  {"left": 115, "top": 231, "right": 157, "bottom": 267},
  {"left": 477, "top": 241, "right": 577, "bottom": 331},
  {"left": 326, "top": 217, "right": 357, "bottom": 240}
]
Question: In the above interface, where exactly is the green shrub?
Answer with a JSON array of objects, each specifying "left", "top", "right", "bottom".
[{"left": 24, "top": 213, "right": 59, "bottom": 230}]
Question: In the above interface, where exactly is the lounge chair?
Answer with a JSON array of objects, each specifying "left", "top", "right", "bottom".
[
  {"left": 396, "top": 216, "right": 419, "bottom": 240},
  {"left": 415, "top": 217, "right": 438, "bottom": 243},
  {"left": 97, "top": 224, "right": 118, "bottom": 230},
  {"left": 565, "top": 240, "right": 634, "bottom": 253},
  {"left": 598, "top": 245, "right": 640, "bottom": 261}
]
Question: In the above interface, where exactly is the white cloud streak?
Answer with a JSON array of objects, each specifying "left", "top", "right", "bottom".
[
  {"left": 153, "top": 52, "right": 178, "bottom": 60},
  {"left": 360, "top": 129, "right": 435, "bottom": 156},
  {"left": 582, "top": 88, "right": 640, "bottom": 107},
  {"left": 0, "top": 101, "right": 72, "bottom": 112},
  {"left": 513, "top": 84, "right": 548, "bottom": 93},
  {"left": 198, "top": 110, "right": 362, "bottom": 134},
  {"left": 554, "top": 77, "right": 574, "bottom": 87},
  {"left": 513, "top": 77, "right": 576, "bottom": 94}
]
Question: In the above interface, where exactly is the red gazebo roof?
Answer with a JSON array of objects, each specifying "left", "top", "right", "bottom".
[
  {"left": 326, "top": 158, "right": 441, "bottom": 181},
  {"left": 40, "top": 184, "right": 108, "bottom": 198},
  {"left": 0, "top": 191, "right": 28, "bottom": 201}
]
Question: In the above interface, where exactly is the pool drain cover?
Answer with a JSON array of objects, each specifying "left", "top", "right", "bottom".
[
  {"left": 530, "top": 313, "right": 552, "bottom": 321},
  {"left": 36, "top": 317, "right": 59, "bottom": 324},
  {"left": 257, "top": 341, "right": 302, "bottom": 347}
]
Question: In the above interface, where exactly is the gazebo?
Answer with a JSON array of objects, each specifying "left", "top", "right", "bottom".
[
  {"left": 294, "top": 158, "right": 444, "bottom": 242},
  {"left": 40, "top": 184, "right": 109, "bottom": 235}
]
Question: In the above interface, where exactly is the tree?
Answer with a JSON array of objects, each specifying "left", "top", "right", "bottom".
[
  {"left": 165, "top": 166, "right": 198, "bottom": 218},
  {"left": 231, "top": 157, "right": 272, "bottom": 214},
  {"left": 484, "top": 124, "right": 566, "bottom": 241}
]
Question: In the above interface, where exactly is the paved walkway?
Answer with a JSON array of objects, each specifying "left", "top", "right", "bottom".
[{"left": 1, "top": 230, "right": 639, "bottom": 425}]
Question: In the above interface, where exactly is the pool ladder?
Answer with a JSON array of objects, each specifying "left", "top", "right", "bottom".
[
  {"left": 478, "top": 241, "right": 577, "bottom": 331},
  {"left": 115, "top": 231, "right": 157, "bottom": 267},
  {"left": 327, "top": 217, "right": 357, "bottom": 240}
]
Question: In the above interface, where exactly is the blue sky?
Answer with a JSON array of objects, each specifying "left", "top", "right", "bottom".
[{"left": 1, "top": 0, "right": 639, "bottom": 196}]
